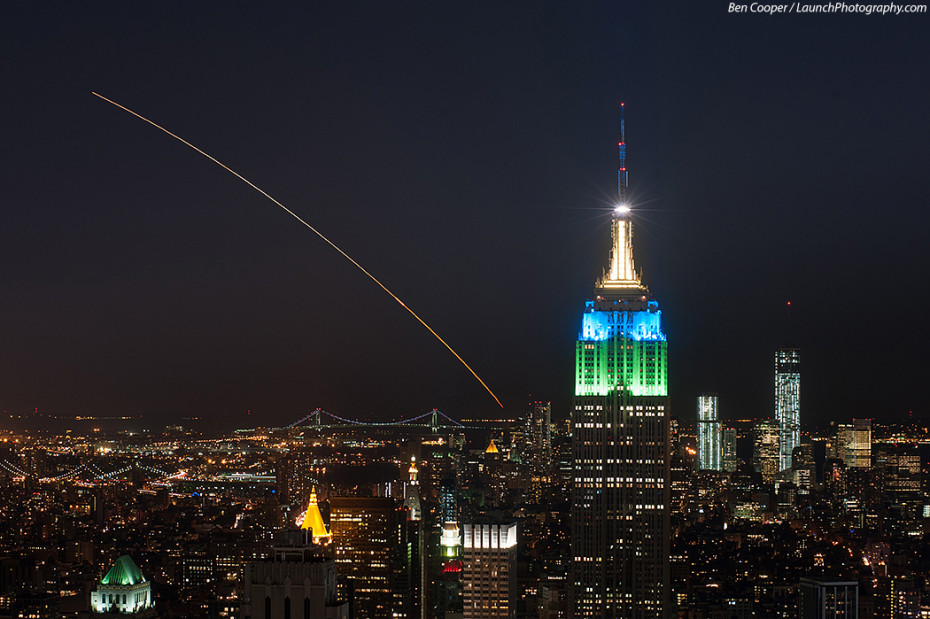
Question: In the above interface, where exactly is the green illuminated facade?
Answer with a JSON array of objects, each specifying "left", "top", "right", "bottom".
[{"left": 575, "top": 320, "right": 668, "bottom": 397}]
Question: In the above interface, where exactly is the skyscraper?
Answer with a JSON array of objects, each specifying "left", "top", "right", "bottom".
[
  {"left": 570, "top": 104, "right": 669, "bottom": 617},
  {"left": 722, "top": 427, "right": 739, "bottom": 473},
  {"left": 754, "top": 419, "right": 780, "bottom": 483},
  {"left": 461, "top": 523, "right": 518, "bottom": 619},
  {"left": 329, "top": 497, "right": 408, "bottom": 618},
  {"left": 793, "top": 441, "right": 816, "bottom": 492},
  {"left": 697, "top": 394, "right": 722, "bottom": 471},
  {"left": 839, "top": 419, "right": 872, "bottom": 469},
  {"left": 526, "top": 400, "right": 554, "bottom": 503},
  {"left": 525, "top": 400, "right": 552, "bottom": 466},
  {"left": 775, "top": 349, "right": 800, "bottom": 471}
]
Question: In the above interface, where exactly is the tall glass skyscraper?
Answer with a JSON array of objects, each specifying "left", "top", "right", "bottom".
[
  {"left": 697, "top": 394, "right": 722, "bottom": 471},
  {"left": 775, "top": 349, "right": 801, "bottom": 471},
  {"left": 570, "top": 104, "right": 669, "bottom": 618}
]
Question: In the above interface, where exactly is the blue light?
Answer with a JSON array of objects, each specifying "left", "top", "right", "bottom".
[{"left": 580, "top": 309, "right": 665, "bottom": 342}]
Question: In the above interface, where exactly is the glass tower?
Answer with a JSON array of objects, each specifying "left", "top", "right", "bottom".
[
  {"left": 775, "top": 349, "right": 801, "bottom": 471},
  {"left": 722, "top": 427, "right": 738, "bottom": 473},
  {"left": 754, "top": 419, "right": 780, "bottom": 483},
  {"left": 836, "top": 419, "right": 871, "bottom": 469},
  {"left": 570, "top": 104, "right": 669, "bottom": 618},
  {"left": 697, "top": 394, "right": 722, "bottom": 471}
]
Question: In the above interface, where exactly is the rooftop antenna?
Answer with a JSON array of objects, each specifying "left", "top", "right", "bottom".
[
  {"left": 784, "top": 300, "right": 794, "bottom": 347},
  {"left": 618, "top": 102, "right": 628, "bottom": 204}
]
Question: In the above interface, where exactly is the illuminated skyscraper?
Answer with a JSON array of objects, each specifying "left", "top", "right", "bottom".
[
  {"left": 697, "top": 394, "right": 722, "bottom": 471},
  {"left": 839, "top": 419, "right": 872, "bottom": 469},
  {"left": 722, "top": 427, "right": 739, "bottom": 473},
  {"left": 775, "top": 349, "right": 800, "bottom": 471},
  {"left": 525, "top": 400, "right": 552, "bottom": 466},
  {"left": 329, "top": 497, "right": 409, "bottom": 618},
  {"left": 437, "top": 521, "right": 464, "bottom": 618},
  {"left": 461, "top": 523, "right": 518, "bottom": 619},
  {"left": 404, "top": 458, "right": 422, "bottom": 521},
  {"left": 570, "top": 104, "right": 669, "bottom": 617},
  {"left": 793, "top": 442, "right": 816, "bottom": 492},
  {"left": 754, "top": 419, "right": 780, "bottom": 483},
  {"left": 526, "top": 400, "right": 554, "bottom": 503},
  {"left": 402, "top": 459, "right": 426, "bottom": 618}
]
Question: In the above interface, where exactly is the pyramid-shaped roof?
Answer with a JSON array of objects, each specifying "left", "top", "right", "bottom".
[
  {"left": 100, "top": 555, "right": 146, "bottom": 586},
  {"left": 300, "top": 488, "right": 331, "bottom": 541},
  {"left": 485, "top": 439, "right": 499, "bottom": 454}
]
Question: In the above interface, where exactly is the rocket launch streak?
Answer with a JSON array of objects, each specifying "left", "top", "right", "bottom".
[{"left": 92, "top": 92, "right": 503, "bottom": 408}]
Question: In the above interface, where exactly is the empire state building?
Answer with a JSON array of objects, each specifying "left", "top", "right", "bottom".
[{"left": 570, "top": 104, "right": 670, "bottom": 618}]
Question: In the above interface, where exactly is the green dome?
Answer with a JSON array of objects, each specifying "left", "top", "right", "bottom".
[{"left": 100, "top": 555, "right": 146, "bottom": 586}]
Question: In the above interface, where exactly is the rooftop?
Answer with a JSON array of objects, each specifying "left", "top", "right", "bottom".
[{"left": 100, "top": 555, "right": 146, "bottom": 586}]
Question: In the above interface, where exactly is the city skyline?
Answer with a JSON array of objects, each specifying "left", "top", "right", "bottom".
[{"left": 2, "top": 4, "right": 929, "bottom": 429}]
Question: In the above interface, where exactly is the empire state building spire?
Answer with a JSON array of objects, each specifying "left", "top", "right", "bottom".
[
  {"left": 596, "top": 102, "right": 644, "bottom": 292},
  {"left": 618, "top": 101, "right": 628, "bottom": 203}
]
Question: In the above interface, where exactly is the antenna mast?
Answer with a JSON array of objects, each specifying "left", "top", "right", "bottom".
[{"left": 618, "top": 102, "right": 628, "bottom": 203}]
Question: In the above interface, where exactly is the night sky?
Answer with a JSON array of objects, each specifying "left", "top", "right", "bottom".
[{"left": 2, "top": 3, "right": 929, "bottom": 430}]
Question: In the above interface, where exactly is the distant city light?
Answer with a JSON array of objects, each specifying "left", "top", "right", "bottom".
[{"left": 615, "top": 204, "right": 631, "bottom": 215}]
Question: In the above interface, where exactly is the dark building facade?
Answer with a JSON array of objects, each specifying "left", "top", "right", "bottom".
[{"left": 329, "top": 497, "right": 414, "bottom": 619}]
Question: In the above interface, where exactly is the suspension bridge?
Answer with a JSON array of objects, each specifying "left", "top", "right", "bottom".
[
  {"left": 283, "top": 408, "right": 475, "bottom": 432},
  {"left": 0, "top": 409, "right": 479, "bottom": 485},
  {"left": 0, "top": 458, "right": 184, "bottom": 484}
]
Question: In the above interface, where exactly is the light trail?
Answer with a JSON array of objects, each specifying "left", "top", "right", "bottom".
[{"left": 92, "top": 92, "right": 503, "bottom": 408}]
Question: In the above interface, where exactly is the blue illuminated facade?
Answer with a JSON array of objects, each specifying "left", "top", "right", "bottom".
[
  {"left": 574, "top": 298, "right": 668, "bottom": 397},
  {"left": 579, "top": 299, "right": 665, "bottom": 342}
]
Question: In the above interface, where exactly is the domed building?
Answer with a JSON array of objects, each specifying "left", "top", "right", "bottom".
[{"left": 90, "top": 555, "right": 155, "bottom": 615}]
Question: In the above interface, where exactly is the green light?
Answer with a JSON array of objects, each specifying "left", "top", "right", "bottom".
[
  {"left": 100, "top": 555, "right": 146, "bottom": 586},
  {"left": 575, "top": 338, "right": 667, "bottom": 397}
]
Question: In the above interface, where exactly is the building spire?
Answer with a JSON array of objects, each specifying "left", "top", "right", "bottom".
[
  {"left": 618, "top": 102, "right": 627, "bottom": 203},
  {"left": 300, "top": 487, "right": 331, "bottom": 544},
  {"left": 597, "top": 103, "right": 644, "bottom": 292}
]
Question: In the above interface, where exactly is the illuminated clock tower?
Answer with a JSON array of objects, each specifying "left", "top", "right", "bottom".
[{"left": 570, "top": 104, "right": 670, "bottom": 618}]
